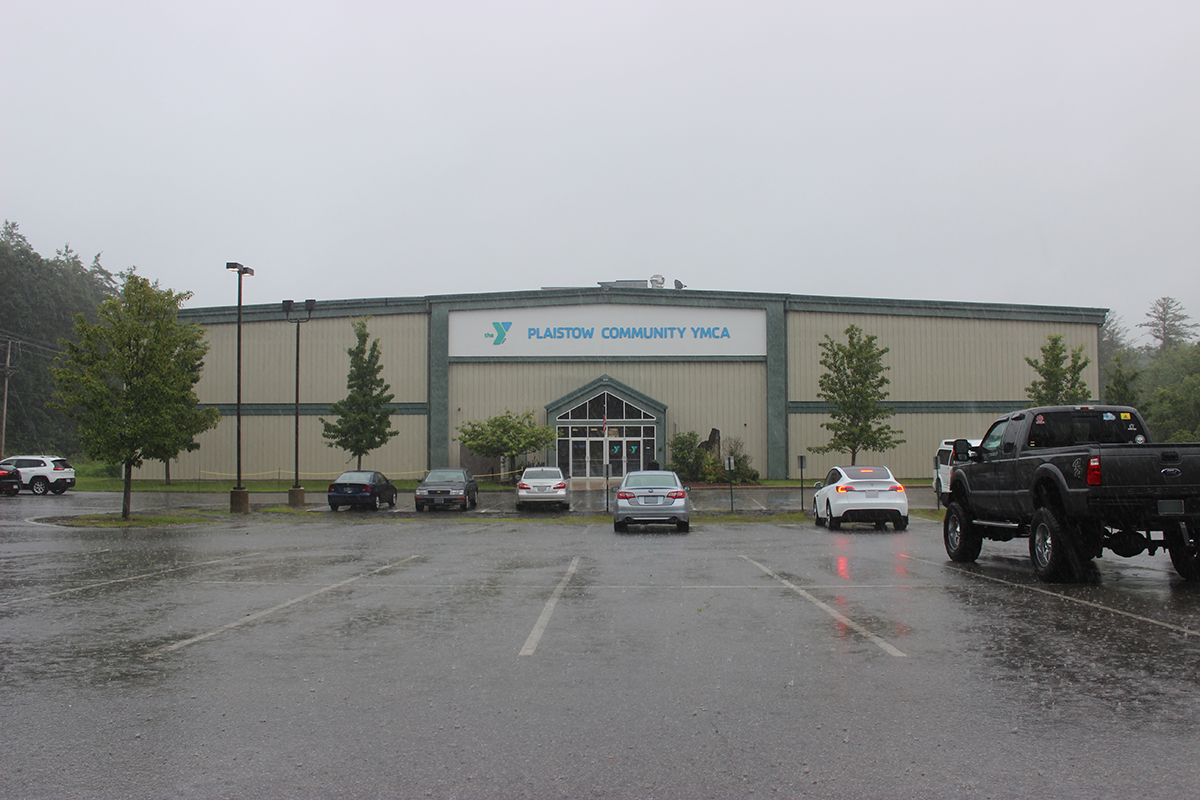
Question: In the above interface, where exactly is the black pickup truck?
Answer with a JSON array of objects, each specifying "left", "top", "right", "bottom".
[{"left": 942, "top": 405, "right": 1200, "bottom": 582}]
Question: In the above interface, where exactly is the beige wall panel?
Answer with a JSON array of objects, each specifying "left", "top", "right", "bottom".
[
  {"left": 791, "top": 411, "right": 1006, "bottom": 481},
  {"left": 787, "top": 312, "right": 1099, "bottom": 401},
  {"left": 198, "top": 313, "right": 428, "bottom": 405},
  {"left": 448, "top": 361, "right": 769, "bottom": 470},
  {"left": 135, "top": 415, "right": 427, "bottom": 482}
]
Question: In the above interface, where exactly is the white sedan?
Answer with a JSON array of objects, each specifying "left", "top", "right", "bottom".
[{"left": 812, "top": 465, "right": 908, "bottom": 531}]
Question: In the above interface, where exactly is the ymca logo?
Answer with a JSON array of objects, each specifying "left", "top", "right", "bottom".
[{"left": 485, "top": 321, "right": 512, "bottom": 345}]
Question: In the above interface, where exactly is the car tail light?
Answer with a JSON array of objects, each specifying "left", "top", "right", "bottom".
[
  {"left": 327, "top": 485, "right": 336, "bottom": 492},
  {"left": 889, "top": 485, "right": 905, "bottom": 492},
  {"left": 617, "top": 490, "right": 635, "bottom": 499},
  {"left": 836, "top": 485, "right": 855, "bottom": 493},
  {"left": 553, "top": 482, "right": 567, "bottom": 490},
  {"left": 518, "top": 482, "right": 531, "bottom": 490},
  {"left": 667, "top": 490, "right": 686, "bottom": 499},
  {"left": 1087, "top": 457, "right": 1101, "bottom": 486},
  {"left": 54, "top": 464, "right": 64, "bottom": 471}
]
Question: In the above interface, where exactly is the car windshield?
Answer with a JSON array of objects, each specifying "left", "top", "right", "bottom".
[
  {"left": 523, "top": 469, "right": 562, "bottom": 480},
  {"left": 624, "top": 473, "right": 678, "bottom": 488},
  {"left": 425, "top": 470, "right": 465, "bottom": 482},
  {"left": 843, "top": 466, "right": 892, "bottom": 481},
  {"left": 335, "top": 472, "right": 373, "bottom": 483}
]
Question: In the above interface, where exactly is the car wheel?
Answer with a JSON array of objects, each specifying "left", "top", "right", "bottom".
[
  {"left": 826, "top": 502, "right": 840, "bottom": 531},
  {"left": 614, "top": 519, "right": 627, "bottom": 533},
  {"left": 813, "top": 497, "right": 825, "bottom": 527},
  {"left": 1029, "top": 506, "right": 1077, "bottom": 582},
  {"left": 415, "top": 502, "right": 424, "bottom": 512},
  {"left": 50, "top": 485, "right": 68, "bottom": 495},
  {"left": 30, "top": 477, "right": 49, "bottom": 496},
  {"left": 894, "top": 516, "right": 908, "bottom": 531},
  {"left": 1166, "top": 524, "right": 1200, "bottom": 581},
  {"left": 4, "top": 487, "right": 20, "bottom": 497},
  {"left": 515, "top": 500, "right": 523, "bottom": 511},
  {"left": 371, "top": 494, "right": 380, "bottom": 511},
  {"left": 874, "top": 520, "right": 887, "bottom": 531},
  {"left": 329, "top": 503, "right": 339, "bottom": 511},
  {"left": 943, "top": 501, "right": 981, "bottom": 562},
  {"left": 470, "top": 491, "right": 478, "bottom": 509},
  {"left": 388, "top": 493, "right": 397, "bottom": 508},
  {"left": 676, "top": 520, "right": 689, "bottom": 533}
]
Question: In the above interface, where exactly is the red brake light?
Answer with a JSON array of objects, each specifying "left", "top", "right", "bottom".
[
  {"left": 617, "top": 490, "right": 635, "bottom": 499},
  {"left": 836, "top": 485, "right": 855, "bottom": 493},
  {"left": 327, "top": 484, "right": 335, "bottom": 492},
  {"left": 1087, "top": 457, "right": 1101, "bottom": 486},
  {"left": 553, "top": 482, "right": 567, "bottom": 490},
  {"left": 667, "top": 490, "right": 685, "bottom": 499},
  {"left": 518, "top": 482, "right": 531, "bottom": 490},
  {"left": 890, "top": 485, "right": 905, "bottom": 492}
]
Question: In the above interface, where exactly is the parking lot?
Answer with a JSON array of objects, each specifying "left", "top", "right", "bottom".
[{"left": 3, "top": 492, "right": 1200, "bottom": 798}]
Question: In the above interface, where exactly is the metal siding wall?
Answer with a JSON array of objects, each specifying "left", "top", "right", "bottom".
[
  {"left": 148, "top": 312, "right": 429, "bottom": 481},
  {"left": 788, "top": 312, "right": 1099, "bottom": 401},
  {"left": 448, "top": 362, "right": 769, "bottom": 471}
]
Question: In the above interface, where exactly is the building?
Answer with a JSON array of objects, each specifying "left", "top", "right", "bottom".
[{"left": 166, "top": 285, "right": 1105, "bottom": 483}]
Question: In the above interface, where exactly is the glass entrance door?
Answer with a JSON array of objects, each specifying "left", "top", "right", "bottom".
[{"left": 555, "top": 392, "right": 657, "bottom": 479}]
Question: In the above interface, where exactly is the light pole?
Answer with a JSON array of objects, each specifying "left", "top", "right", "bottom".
[
  {"left": 227, "top": 262, "right": 254, "bottom": 513},
  {"left": 282, "top": 298, "right": 315, "bottom": 507}
]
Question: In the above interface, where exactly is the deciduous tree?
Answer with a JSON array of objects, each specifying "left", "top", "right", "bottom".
[
  {"left": 321, "top": 318, "right": 398, "bottom": 469},
  {"left": 808, "top": 324, "right": 904, "bottom": 465},
  {"left": 455, "top": 409, "right": 555, "bottom": 479},
  {"left": 50, "top": 271, "right": 218, "bottom": 519}
]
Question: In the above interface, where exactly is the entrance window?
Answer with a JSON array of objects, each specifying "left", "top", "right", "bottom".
[{"left": 555, "top": 391, "right": 656, "bottom": 479}]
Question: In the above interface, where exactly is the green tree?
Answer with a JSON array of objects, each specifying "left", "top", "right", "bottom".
[
  {"left": 321, "top": 318, "right": 398, "bottom": 469},
  {"left": 808, "top": 324, "right": 904, "bottom": 465},
  {"left": 1137, "top": 296, "right": 1197, "bottom": 354},
  {"left": 455, "top": 409, "right": 556, "bottom": 479},
  {"left": 1101, "top": 353, "right": 1141, "bottom": 407},
  {"left": 1025, "top": 334, "right": 1092, "bottom": 405},
  {"left": 1, "top": 221, "right": 116, "bottom": 455},
  {"left": 49, "top": 271, "right": 218, "bottom": 519},
  {"left": 666, "top": 430, "right": 708, "bottom": 480},
  {"left": 1140, "top": 343, "right": 1200, "bottom": 442}
]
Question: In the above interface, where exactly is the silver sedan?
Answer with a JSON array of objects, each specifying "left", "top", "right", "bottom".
[
  {"left": 613, "top": 470, "right": 690, "bottom": 533},
  {"left": 516, "top": 467, "right": 570, "bottom": 510}
]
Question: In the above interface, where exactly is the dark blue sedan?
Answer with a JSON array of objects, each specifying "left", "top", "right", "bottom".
[{"left": 328, "top": 471, "right": 398, "bottom": 511}]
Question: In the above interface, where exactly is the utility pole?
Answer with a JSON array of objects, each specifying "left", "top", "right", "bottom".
[{"left": 1, "top": 339, "right": 13, "bottom": 459}]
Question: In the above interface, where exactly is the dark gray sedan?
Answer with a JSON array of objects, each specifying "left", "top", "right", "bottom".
[
  {"left": 327, "top": 471, "right": 398, "bottom": 511},
  {"left": 415, "top": 468, "right": 478, "bottom": 511},
  {"left": 613, "top": 470, "right": 690, "bottom": 533}
]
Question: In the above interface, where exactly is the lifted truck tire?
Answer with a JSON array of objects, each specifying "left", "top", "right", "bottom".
[
  {"left": 1029, "top": 507, "right": 1077, "bottom": 582},
  {"left": 1166, "top": 525, "right": 1200, "bottom": 582},
  {"left": 943, "top": 502, "right": 982, "bottom": 562}
]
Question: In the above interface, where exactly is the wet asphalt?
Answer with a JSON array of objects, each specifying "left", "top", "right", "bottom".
[{"left": 2, "top": 490, "right": 1199, "bottom": 799}]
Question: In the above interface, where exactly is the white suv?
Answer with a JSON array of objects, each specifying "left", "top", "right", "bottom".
[{"left": 0, "top": 455, "right": 76, "bottom": 495}]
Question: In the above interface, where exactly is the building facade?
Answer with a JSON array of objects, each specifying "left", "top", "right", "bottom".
[{"left": 166, "top": 287, "right": 1105, "bottom": 483}]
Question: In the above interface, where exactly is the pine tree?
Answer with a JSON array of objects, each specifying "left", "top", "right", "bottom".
[
  {"left": 321, "top": 318, "right": 397, "bottom": 469},
  {"left": 1025, "top": 334, "right": 1091, "bottom": 405}
]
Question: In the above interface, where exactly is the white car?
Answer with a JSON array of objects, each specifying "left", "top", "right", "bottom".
[
  {"left": 812, "top": 465, "right": 908, "bottom": 531},
  {"left": 0, "top": 455, "right": 76, "bottom": 495},
  {"left": 515, "top": 467, "right": 569, "bottom": 510}
]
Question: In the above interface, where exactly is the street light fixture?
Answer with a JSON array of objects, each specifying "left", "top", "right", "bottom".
[
  {"left": 226, "top": 261, "right": 254, "bottom": 513},
  {"left": 283, "top": 298, "right": 316, "bottom": 508}
]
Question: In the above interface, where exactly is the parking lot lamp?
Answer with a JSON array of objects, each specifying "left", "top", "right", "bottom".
[
  {"left": 227, "top": 262, "right": 253, "bottom": 513},
  {"left": 282, "top": 299, "right": 316, "bottom": 507}
]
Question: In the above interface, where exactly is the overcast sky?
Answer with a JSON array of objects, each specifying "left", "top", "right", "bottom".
[{"left": 4, "top": 0, "right": 1198, "bottom": 346}]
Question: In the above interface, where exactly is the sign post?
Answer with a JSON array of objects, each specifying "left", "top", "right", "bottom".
[{"left": 726, "top": 455, "right": 735, "bottom": 512}]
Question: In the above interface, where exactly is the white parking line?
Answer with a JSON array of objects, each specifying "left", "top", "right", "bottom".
[
  {"left": 741, "top": 555, "right": 907, "bottom": 657},
  {"left": 902, "top": 554, "right": 1200, "bottom": 637},
  {"left": 0, "top": 553, "right": 261, "bottom": 607},
  {"left": 144, "top": 555, "right": 420, "bottom": 657},
  {"left": 520, "top": 556, "right": 580, "bottom": 657}
]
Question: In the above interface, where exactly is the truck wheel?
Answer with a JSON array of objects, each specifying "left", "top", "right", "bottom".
[
  {"left": 1029, "top": 507, "right": 1076, "bottom": 582},
  {"left": 943, "top": 502, "right": 981, "bottom": 562},
  {"left": 813, "top": 498, "right": 825, "bottom": 527},
  {"left": 1166, "top": 526, "right": 1200, "bottom": 582}
]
